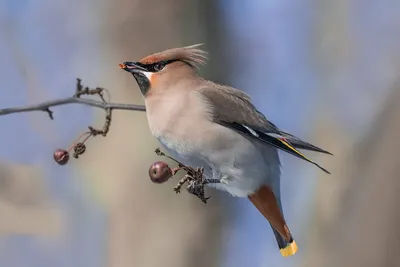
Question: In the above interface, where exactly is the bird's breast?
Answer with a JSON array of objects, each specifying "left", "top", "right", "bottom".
[
  {"left": 144, "top": 91, "right": 281, "bottom": 197},
  {"left": 144, "top": 90, "right": 215, "bottom": 157}
]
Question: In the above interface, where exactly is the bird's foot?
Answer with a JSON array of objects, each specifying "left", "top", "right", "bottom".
[
  {"left": 154, "top": 147, "right": 212, "bottom": 204},
  {"left": 186, "top": 180, "right": 210, "bottom": 204},
  {"left": 173, "top": 175, "right": 190, "bottom": 194}
]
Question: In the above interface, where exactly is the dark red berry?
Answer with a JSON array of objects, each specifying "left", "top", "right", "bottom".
[
  {"left": 149, "top": 161, "right": 172, "bottom": 184},
  {"left": 53, "top": 149, "right": 70, "bottom": 165}
]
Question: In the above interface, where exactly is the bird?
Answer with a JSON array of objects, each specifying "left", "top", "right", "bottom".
[{"left": 119, "top": 44, "right": 332, "bottom": 257}]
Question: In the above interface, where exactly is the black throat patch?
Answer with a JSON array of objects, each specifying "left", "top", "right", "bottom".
[{"left": 132, "top": 73, "right": 150, "bottom": 96}]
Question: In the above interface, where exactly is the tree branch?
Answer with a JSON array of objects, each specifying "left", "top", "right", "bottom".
[
  {"left": 2, "top": 78, "right": 146, "bottom": 165},
  {"left": 0, "top": 97, "right": 146, "bottom": 117},
  {"left": 0, "top": 78, "right": 146, "bottom": 119}
]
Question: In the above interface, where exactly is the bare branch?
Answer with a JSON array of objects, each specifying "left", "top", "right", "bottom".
[
  {"left": 0, "top": 77, "right": 147, "bottom": 165},
  {"left": 0, "top": 98, "right": 146, "bottom": 117},
  {"left": 21, "top": 78, "right": 148, "bottom": 166},
  {"left": 42, "top": 107, "right": 54, "bottom": 120},
  {"left": 88, "top": 107, "right": 112, "bottom": 137},
  {"left": 0, "top": 78, "right": 146, "bottom": 118}
]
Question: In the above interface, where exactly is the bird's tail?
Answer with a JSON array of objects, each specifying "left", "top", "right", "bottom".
[
  {"left": 248, "top": 185, "right": 298, "bottom": 257},
  {"left": 270, "top": 225, "right": 298, "bottom": 257}
]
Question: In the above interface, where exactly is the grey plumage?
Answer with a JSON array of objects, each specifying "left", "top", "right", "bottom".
[{"left": 198, "top": 82, "right": 282, "bottom": 134}]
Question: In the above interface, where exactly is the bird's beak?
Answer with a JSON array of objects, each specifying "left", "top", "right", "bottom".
[{"left": 119, "top": 62, "right": 147, "bottom": 74}]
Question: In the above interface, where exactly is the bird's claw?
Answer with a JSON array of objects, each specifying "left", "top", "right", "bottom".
[
  {"left": 186, "top": 182, "right": 210, "bottom": 204},
  {"left": 173, "top": 186, "right": 181, "bottom": 194},
  {"left": 155, "top": 147, "right": 212, "bottom": 204},
  {"left": 173, "top": 175, "right": 189, "bottom": 194}
]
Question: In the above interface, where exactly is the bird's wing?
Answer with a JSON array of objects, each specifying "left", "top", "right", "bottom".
[
  {"left": 273, "top": 130, "right": 332, "bottom": 155},
  {"left": 198, "top": 84, "right": 331, "bottom": 174},
  {"left": 198, "top": 82, "right": 281, "bottom": 134}
]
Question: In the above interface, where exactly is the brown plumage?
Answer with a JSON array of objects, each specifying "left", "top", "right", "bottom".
[
  {"left": 248, "top": 185, "right": 292, "bottom": 240},
  {"left": 248, "top": 185, "right": 298, "bottom": 256},
  {"left": 139, "top": 44, "right": 208, "bottom": 69}
]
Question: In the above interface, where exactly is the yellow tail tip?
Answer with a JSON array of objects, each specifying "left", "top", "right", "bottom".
[{"left": 280, "top": 241, "right": 298, "bottom": 257}]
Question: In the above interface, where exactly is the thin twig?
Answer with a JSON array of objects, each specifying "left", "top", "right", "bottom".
[
  {"left": 88, "top": 108, "right": 112, "bottom": 137},
  {"left": 0, "top": 78, "right": 146, "bottom": 118},
  {"left": 0, "top": 97, "right": 146, "bottom": 116}
]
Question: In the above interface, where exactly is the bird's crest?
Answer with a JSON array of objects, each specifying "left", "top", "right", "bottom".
[{"left": 139, "top": 44, "right": 208, "bottom": 70}]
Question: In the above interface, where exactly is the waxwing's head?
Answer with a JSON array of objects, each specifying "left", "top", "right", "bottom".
[{"left": 119, "top": 44, "right": 207, "bottom": 96}]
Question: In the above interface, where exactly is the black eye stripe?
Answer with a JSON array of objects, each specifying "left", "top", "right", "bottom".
[{"left": 137, "top": 60, "right": 177, "bottom": 72}]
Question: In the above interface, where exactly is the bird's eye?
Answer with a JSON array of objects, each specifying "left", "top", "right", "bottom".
[{"left": 153, "top": 62, "right": 165, "bottom": 72}]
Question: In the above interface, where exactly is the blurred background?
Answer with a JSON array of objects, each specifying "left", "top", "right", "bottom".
[{"left": 1, "top": 0, "right": 400, "bottom": 266}]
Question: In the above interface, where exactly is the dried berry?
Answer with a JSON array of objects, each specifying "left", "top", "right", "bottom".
[
  {"left": 73, "top": 142, "right": 86, "bottom": 158},
  {"left": 53, "top": 149, "right": 69, "bottom": 165},
  {"left": 149, "top": 161, "right": 172, "bottom": 184}
]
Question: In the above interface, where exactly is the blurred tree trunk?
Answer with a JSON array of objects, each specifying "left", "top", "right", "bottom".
[
  {"left": 78, "top": 1, "right": 226, "bottom": 267},
  {"left": 306, "top": 82, "right": 400, "bottom": 267},
  {"left": 304, "top": 3, "right": 353, "bottom": 264},
  {"left": 305, "top": 1, "right": 400, "bottom": 265},
  {"left": 0, "top": 162, "right": 62, "bottom": 237}
]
